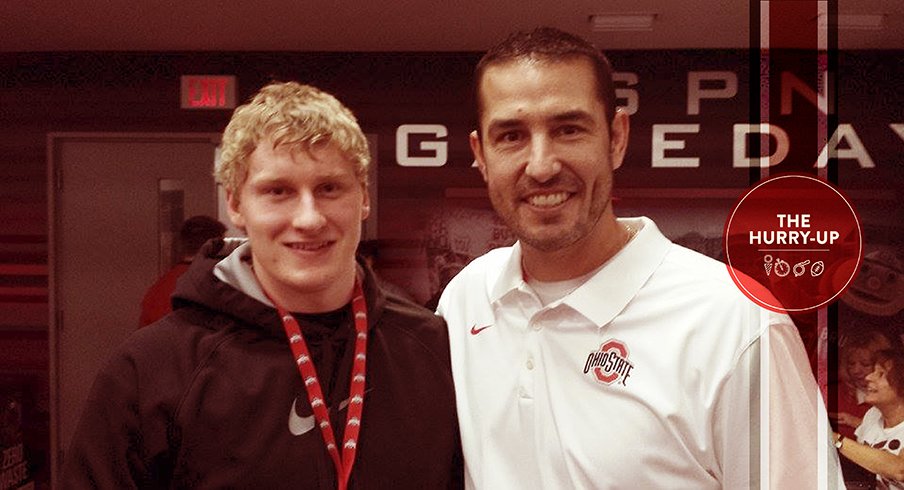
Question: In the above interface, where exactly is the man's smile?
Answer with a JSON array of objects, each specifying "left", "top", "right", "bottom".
[
  {"left": 525, "top": 191, "right": 571, "bottom": 207},
  {"left": 286, "top": 240, "right": 334, "bottom": 252}
]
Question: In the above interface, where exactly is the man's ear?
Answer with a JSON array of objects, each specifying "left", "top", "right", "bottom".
[
  {"left": 360, "top": 184, "right": 371, "bottom": 221},
  {"left": 225, "top": 188, "right": 246, "bottom": 229},
  {"left": 469, "top": 130, "right": 488, "bottom": 182},
  {"left": 608, "top": 109, "right": 630, "bottom": 171}
]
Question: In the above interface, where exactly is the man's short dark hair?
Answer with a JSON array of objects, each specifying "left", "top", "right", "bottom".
[
  {"left": 474, "top": 27, "right": 617, "bottom": 127},
  {"left": 180, "top": 215, "right": 226, "bottom": 256}
]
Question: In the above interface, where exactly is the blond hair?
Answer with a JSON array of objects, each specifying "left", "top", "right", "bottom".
[{"left": 216, "top": 81, "right": 370, "bottom": 194}]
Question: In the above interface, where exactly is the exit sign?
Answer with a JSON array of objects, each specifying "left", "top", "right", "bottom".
[{"left": 181, "top": 75, "right": 237, "bottom": 109}]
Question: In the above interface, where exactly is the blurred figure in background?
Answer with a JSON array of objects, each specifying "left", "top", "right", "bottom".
[
  {"left": 356, "top": 239, "right": 417, "bottom": 301},
  {"left": 833, "top": 329, "right": 897, "bottom": 486},
  {"left": 834, "top": 348, "right": 904, "bottom": 490},
  {"left": 835, "top": 330, "right": 896, "bottom": 438},
  {"left": 139, "top": 215, "right": 226, "bottom": 326}
]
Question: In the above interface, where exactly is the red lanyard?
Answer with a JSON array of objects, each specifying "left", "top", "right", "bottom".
[{"left": 271, "top": 281, "right": 368, "bottom": 490}]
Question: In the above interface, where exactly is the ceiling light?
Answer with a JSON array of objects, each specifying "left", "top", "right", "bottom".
[
  {"left": 589, "top": 13, "right": 656, "bottom": 32},
  {"left": 817, "top": 13, "right": 887, "bottom": 30}
]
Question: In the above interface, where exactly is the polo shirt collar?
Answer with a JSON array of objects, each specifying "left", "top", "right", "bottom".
[
  {"left": 489, "top": 241, "right": 528, "bottom": 304},
  {"left": 489, "top": 217, "right": 672, "bottom": 327},
  {"left": 566, "top": 217, "right": 671, "bottom": 326}
]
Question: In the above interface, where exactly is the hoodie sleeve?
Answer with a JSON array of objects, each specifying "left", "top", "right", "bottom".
[{"left": 61, "top": 329, "right": 181, "bottom": 488}]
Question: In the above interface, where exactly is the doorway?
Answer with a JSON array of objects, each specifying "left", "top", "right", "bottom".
[{"left": 47, "top": 133, "right": 220, "bottom": 484}]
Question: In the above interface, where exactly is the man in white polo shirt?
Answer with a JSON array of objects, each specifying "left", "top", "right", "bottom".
[{"left": 437, "top": 27, "right": 843, "bottom": 489}]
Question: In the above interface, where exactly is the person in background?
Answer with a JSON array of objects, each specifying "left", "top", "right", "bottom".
[
  {"left": 139, "top": 215, "right": 226, "bottom": 326},
  {"left": 835, "top": 330, "right": 896, "bottom": 438},
  {"left": 356, "top": 239, "right": 417, "bottom": 301},
  {"left": 835, "top": 349, "right": 904, "bottom": 489},
  {"left": 436, "top": 27, "right": 843, "bottom": 488},
  {"left": 833, "top": 329, "right": 897, "bottom": 486},
  {"left": 64, "top": 81, "right": 461, "bottom": 488}
]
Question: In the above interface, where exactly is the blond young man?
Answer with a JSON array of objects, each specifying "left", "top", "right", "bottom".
[{"left": 64, "top": 82, "right": 462, "bottom": 489}]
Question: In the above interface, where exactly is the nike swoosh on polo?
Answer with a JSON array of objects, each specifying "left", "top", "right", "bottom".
[
  {"left": 288, "top": 388, "right": 374, "bottom": 436},
  {"left": 470, "top": 324, "right": 493, "bottom": 335}
]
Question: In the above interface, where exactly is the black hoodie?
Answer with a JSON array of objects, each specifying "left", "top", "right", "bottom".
[{"left": 63, "top": 239, "right": 463, "bottom": 489}]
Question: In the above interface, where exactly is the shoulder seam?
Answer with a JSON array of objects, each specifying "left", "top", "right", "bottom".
[{"left": 171, "top": 318, "right": 247, "bottom": 425}]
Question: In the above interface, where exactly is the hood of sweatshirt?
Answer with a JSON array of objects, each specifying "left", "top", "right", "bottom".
[{"left": 171, "top": 237, "right": 387, "bottom": 338}]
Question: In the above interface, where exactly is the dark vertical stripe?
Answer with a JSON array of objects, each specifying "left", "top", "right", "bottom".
[
  {"left": 826, "top": 2, "right": 841, "bottom": 487},
  {"left": 747, "top": 5, "right": 763, "bottom": 484},
  {"left": 749, "top": 0, "right": 763, "bottom": 188}
]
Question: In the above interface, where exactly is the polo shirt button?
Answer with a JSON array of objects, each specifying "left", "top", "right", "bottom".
[
  {"left": 526, "top": 358, "right": 534, "bottom": 370},
  {"left": 532, "top": 323, "right": 542, "bottom": 331}
]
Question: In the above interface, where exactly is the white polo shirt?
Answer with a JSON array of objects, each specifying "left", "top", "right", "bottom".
[{"left": 438, "top": 217, "right": 839, "bottom": 489}]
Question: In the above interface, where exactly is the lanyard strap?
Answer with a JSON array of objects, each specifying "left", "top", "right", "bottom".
[{"left": 272, "top": 281, "right": 368, "bottom": 490}]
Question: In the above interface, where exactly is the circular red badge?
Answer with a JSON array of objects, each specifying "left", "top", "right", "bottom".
[{"left": 724, "top": 173, "right": 862, "bottom": 313}]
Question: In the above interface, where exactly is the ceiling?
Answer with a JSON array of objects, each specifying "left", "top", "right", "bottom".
[{"left": 1, "top": 1, "right": 902, "bottom": 52}]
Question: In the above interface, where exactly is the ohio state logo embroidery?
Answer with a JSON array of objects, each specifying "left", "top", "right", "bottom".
[{"left": 583, "top": 339, "right": 634, "bottom": 386}]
